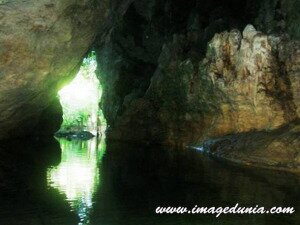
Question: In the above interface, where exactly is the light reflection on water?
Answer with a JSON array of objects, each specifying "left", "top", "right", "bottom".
[
  {"left": 0, "top": 138, "right": 299, "bottom": 225},
  {"left": 47, "top": 137, "right": 106, "bottom": 225}
]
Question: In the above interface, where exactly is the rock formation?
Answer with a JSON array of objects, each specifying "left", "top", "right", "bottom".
[
  {"left": 104, "top": 24, "right": 299, "bottom": 146},
  {"left": 206, "top": 121, "right": 300, "bottom": 170},
  {"left": 0, "top": 0, "right": 104, "bottom": 140},
  {"left": 199, "top": 25, "right": 299, "bottom": 134},
  {"left": 0, "top": 0, "right": 299, "bottom": 171}
]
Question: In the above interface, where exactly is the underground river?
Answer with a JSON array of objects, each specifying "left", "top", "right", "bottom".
[{"left": 0, "top": 137, "right": 299, "bottom": 225}]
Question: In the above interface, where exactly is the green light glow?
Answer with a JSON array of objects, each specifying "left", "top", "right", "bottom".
[
  {"left": 59, "top": 72, "right": 99, "bottom": 112},
  {"left": 47, "top": 138, "right": 106, "bottom": 225},
  {"left": 58, "top": 52, "right": 105, "bottom": 134}
]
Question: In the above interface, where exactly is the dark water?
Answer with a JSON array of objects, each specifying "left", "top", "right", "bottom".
[{"left": 0, "top": 137, "right": 299, "bottom": 225}]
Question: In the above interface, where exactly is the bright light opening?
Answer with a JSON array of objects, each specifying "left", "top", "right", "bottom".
[{"left": 58, "top": 52, "right": 106, "bottom": 135}]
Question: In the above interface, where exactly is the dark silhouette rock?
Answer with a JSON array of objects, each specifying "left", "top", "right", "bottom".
[{"left": 55, "top": 130, "right": 95, "bottom": 140}]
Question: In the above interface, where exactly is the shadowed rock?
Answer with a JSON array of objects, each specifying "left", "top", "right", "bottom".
[{"left": 0, "top": 0, "right": 104, "bottom": 140}]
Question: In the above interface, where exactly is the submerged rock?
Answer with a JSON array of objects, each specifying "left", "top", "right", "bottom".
[
  {"left": 55, "top": 130, "right": 95, "bottom": 140},
  {"left": 205, "top": 120, "right": 300, "bottom": 171}
]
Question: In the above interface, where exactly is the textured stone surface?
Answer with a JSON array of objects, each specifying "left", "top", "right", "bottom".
[
  {"left": 95, "top": 0, "right": 299, "bottom": 148},
  {"left": 206, "top": 120, "right": 300, "bottom": 171},
  {"left": 104, "top": 25, "right": 300, "bottom": 146},
  {"left": 0, "top": 0, "right": 299, "bottom": 151},
  {"left": 97, "top": 0, "right": 255, "bottom": 145},
  {"left": 254, "top": 0, "right": 300, "bottom": 39},
  {"left": 35, "top": 96, "right": 63, "bottom": 137},
  {"left": 200, "top": 25, "right": 298, "bottom": 135},
  {"left": 0, "top": 0, "right": 104, "bottom": 140}
]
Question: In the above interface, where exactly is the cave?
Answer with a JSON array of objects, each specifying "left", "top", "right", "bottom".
[
  {"left": 55, "top": 51, "right": 106, "bottom": 139},
  {"left": 0, "top": 0, "right": 299, "bottom": 225}
]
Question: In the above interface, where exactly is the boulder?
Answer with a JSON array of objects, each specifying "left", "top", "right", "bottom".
[{"left": 55, "top": 130, "right": 95, "bottom": 140}]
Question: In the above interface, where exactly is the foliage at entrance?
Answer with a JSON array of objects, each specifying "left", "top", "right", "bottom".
[{"left": 58, "top": 52, "right": 106, "bottom": 134}]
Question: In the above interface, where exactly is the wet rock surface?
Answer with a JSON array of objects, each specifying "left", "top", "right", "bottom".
[
  {"left": 205, "top": 120, "right": 300, "bottom": 171},
  {"left": 54, "top": 130, "right": 95, "bottom": 140}
]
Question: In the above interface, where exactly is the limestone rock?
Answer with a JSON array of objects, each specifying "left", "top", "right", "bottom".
[
  {"left": 254, "top": 0, "right": 300, "bottom": 39},
  {"left": 0, "top": 0, "right": 104, "bottom": 140},
  {"left": 146, "top": 25, "right": 300, "bottom": 145},
  {"left": 206, "top": 121, "right": 300, "bottom": 171},
  {"left": 107, "top": 25, "right": 299, "bottom": 146},
  {"left": 242, "top": 24, "right": 259, "bottom": 40},
  {"left": 201, "top": 26, "right": 298, "bottom": 137}
]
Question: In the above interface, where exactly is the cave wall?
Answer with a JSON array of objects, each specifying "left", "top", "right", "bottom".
[
  {"left": 0, "top": 0, "right": 299, "bottom": 144},
  {"left": 254, "top": 0, "right": 300, "bottom": 39},
  {"left": 0, "top": 0, "right": 111, "bottom": 140},
  {"left": 96, "top": 0, "right": 300, "bottom": 146}
]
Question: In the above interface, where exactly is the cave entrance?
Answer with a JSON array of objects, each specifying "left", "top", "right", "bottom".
[{"left": 56, "top": 51, "right": 106, "bottom": 137}]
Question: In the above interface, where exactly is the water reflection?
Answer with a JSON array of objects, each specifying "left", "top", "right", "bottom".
[
  {"left": 0, "top": 138, "right": 299, "bottom": 225},
  {"left": 47, "top": 138, "right": 106, "bottom": 225}
]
